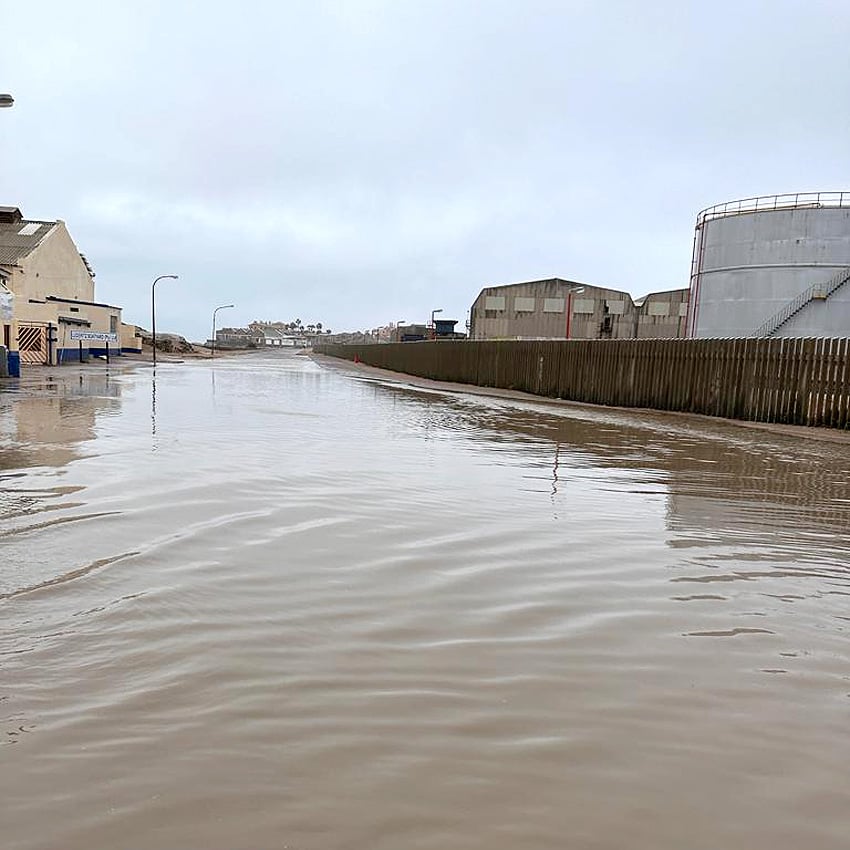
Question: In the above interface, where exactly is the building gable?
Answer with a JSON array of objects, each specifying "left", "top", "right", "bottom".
[{"left": 13, "top": 221, "right": 95, "bottom": 303}]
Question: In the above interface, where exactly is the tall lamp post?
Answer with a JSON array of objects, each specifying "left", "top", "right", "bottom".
[
  {"left": 151, "top": 274, "right": 178, "bottom": 366},
  {"left": 0, "top": 94, "right": 14, "bottom": 108},
  {"left": 211, "top": 304, "right": 235, "bottom": 357},
  {"left": 565, "top": 287, "right": 585, "bottom": 339},
  {"left": 430, "top": 308, "right": 443, "bottom": 340}
]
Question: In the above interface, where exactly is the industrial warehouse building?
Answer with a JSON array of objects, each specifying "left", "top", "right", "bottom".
[
  {"left": 469, "top": 278, "right": 688, "bottom": 341},
  {"left": 688, "top": 192, "right": 850, "bottom": 338},
  {"left": 0, "top": 206, "right": 140, "bottom": 374}
]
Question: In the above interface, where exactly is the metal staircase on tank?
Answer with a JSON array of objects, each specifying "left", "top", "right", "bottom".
[{"left": 754, "top": 266, "right": 850, "bottom": 337}]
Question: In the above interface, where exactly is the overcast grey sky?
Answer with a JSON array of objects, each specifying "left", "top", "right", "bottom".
[{"left": 3, "top": 0, "right": 849, "bottom": 339}]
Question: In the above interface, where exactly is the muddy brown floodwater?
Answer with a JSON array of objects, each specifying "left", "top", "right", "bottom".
[{"left": 2, "top": 352, "right": 850, "bottom": 850}]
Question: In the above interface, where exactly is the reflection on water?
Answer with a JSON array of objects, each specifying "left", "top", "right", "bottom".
[
  {"left": 1, "top": 354, "right": 850, "bottom": 850},
  {"left": 0, "top": 371, "right": 120, "bottom": 472}
]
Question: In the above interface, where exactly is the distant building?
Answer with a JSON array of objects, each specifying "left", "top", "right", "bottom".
[
  {"left": 0, "top": 206, "right": 137, "bottom": 375},
  {"left": 631, "top": 289, "right": 691, "bottom": 338},
  {"left": 214, "top": 327, "right": 263, "bottom": 348},
  {"left": 245, "top": 321, "right": 319, "bottom": 348},
  {"left": 323, "top": 330, "right": 382, "bottom": 345},
  {"left": 469, "top": 278, "right": 688, "bottom": 341},
  {"left": 396, "top": 323, "right": 428, "bottom": 342},
  {"left": 432, "top": 319, "right": 466, "bottom": 339},
  {"left": 258, "top": 326, "right": 297, "bottom": 347}
]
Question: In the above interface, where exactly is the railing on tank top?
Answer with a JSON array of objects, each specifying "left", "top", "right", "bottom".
[{"left": 696, "top": 191, "right": 850, "bottom": 228}]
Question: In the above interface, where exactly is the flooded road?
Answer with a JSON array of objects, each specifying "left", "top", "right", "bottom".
[{"left": 2, "top": 352, "right": 850, "bottom": 850}]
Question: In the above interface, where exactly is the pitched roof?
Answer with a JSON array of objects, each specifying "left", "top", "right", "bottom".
[
  {"left": 0, "top": 211, "right": 58, "bottom": 266},
  {"left": 262, "top": 327, "right": 287, "bottom": 339},
  {"left": 471, "top": 277, "right": 591, "bottom": 302}
]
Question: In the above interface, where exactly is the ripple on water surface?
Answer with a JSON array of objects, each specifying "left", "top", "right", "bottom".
[{"left": 2, "top": 355, "right": 850, "bottom": 850}]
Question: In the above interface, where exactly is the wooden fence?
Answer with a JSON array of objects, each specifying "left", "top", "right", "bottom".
[{"left": 315, "top": 338, "right": 850, "bottom": 429}]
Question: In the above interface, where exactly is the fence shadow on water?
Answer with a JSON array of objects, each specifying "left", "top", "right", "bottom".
[{"left": 316, "top": 338, "right": 850, "bottom": 429}]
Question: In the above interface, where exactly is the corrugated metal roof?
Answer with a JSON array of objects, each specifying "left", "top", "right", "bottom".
[{"left": 0, "top": 217, "right": 57, "bottom": 266}]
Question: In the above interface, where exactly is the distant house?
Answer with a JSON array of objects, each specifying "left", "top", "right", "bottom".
[
  {"left": 254, "top": 326, "right": 314, "bottom": 348},
  {"left": 259, "top": 327, "right": 295, "bottom": 347},
  {"left": 0, "top": 206, "right": 136, "bottom": 375},
  {"left": 215, "top": 324, "right": 314, "bottom": 349},
  {"left": 215, "top": 327, "right": 262, "bottom": 348}
]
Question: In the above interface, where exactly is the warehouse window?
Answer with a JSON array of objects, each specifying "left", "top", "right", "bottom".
[
  {"left": 484, "top": 296, "right": 506, "bottom": 310},
  {"left": 543, "top": 298, "right": 565, "bottom": 313},
  {"left": 514, "top": 297, "right": 536, "bottom": 312},
  {"left": 572, "top": 298, "right": 595, "bottom": 314},
  {"left": 648, "top": 302, "right": 670, "bottom": 317}
]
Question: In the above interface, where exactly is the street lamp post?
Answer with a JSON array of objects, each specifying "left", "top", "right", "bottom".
[
  {"left": 151, "top": 274, "right": 178, "bottom": 366},
  {"left": 0, "top": 94, "right": 14, "bottom": 108},
  {"left": 430, "top": 308, "right": 443, "bottom": 340},
  {"left": 565, "top": 287, "right": 586, "bottom": 339},
  {"left": 211, "top": 304, "right": 235, "bottom": 357}
]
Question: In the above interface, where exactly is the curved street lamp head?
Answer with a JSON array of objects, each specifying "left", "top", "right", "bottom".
[
  {"left": 151, "top": 274, "right": 179, "bottom": 366},
  {"left": 0, "top": 94, "right": 14, "bottom": 108},
  {"left": 430, "top": 308, "right": 444, "bottom": 340},
  {"left": 211, "top": 304, "right": 236, "bottom": 358}
]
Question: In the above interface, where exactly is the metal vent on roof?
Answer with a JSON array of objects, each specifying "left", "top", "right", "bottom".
[{"left": 18, "top": 222, "right": 42, "bottom": 236}]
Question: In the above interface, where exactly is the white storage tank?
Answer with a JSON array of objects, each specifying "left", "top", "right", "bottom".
[{"left": 687, "top": 192, "right": 850, "bottom": 338}]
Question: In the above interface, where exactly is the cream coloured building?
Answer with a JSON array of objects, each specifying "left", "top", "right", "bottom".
[{"left": 0, "top": 206, "right": 140, "bottom": 375}]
